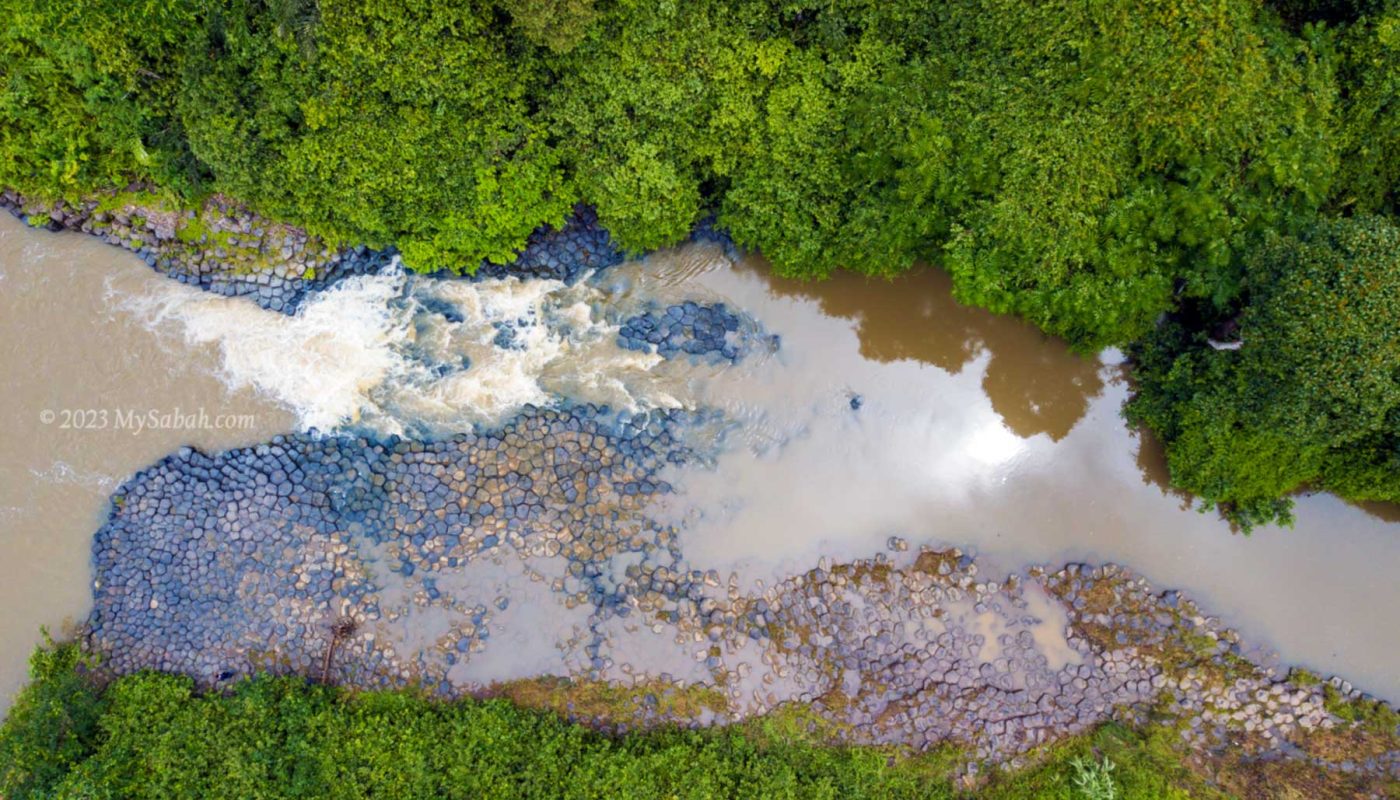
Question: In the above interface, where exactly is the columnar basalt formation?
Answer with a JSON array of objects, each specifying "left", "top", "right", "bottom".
[
  {"left": 10, "top": 184, "right": 1392, "bottom": 787},
  {"left": 1, "top": 191, "right": 621, "bottom": 312},
  {"left": 87, "top": 409, "right": 1400, "bottom": 782}
]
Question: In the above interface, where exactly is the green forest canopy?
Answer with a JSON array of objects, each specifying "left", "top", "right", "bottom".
[{"left": 1, "top": 0, "right": 1396, "bottom": 525}]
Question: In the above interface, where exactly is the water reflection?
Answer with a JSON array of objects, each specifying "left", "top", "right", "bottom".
[
  {"left": 1131, "top": 392, "right": 1400, "bottom": 526},
  {"left": 2, "top": 218, "right": 1398, "bottom": 716},
  {"left": 732, "top": 260, "right": 1103, "bottom": 440},
  {"left": 1131, "top": 422, "right": 1195, "bottom": 512},
  {"left": 666, "top": 245, "right": 1400, "bottom": 701},
  {"left": 1354, "top": 500, "right": 1400, "bottom": 524}
]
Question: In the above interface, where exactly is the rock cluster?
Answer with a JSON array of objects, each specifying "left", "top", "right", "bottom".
[
  {"left": 1, "top": 191, "right": 621, "bottom": 314},
  {"left": 706, "top": 556, "right": 1158, "bottom": 760},
  {"left": 617, "top": 301, "right": 756, "bottom": 362},
  {"left": 89, "top": 405, "right": 702, "bottom": 686},
  {"left": 466, "top": 204, "right": 622, "bottom": 283},
  {"left": 1, "top": 189, "right": 388, "bottom": 313},
  {"left": 85, "top": 403, "right": 1399, "bottom": 781},
  {"left": 1044, "top": 564, "right": 1400, "bottom": 780}
]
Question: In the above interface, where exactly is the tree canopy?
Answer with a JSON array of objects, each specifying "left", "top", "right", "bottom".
[
  {"left": 1127, "top": 216, "right": 1400, "bottom": 528},
  {"left": 1, "top": 0, "right": 1397, "bottom": 522}
]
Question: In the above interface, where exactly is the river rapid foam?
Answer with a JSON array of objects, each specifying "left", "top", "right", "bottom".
[{"left": 120, "top": 263, "right": 697, "bottom": 437}]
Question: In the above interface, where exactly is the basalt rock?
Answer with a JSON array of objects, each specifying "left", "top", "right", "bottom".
[
  {"left": 84, "top": 405, "right": 1400, "bottom": 782},
  {"left": 1, "top": 191, "right": 624, "bottom": 314}
]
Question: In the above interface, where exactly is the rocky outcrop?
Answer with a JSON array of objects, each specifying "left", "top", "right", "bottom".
[
  {"left": 0, "top": 189, "right": 622, "bottom": 313},
  {"left": 85, "top": 404, "right": 1399, "bottom": 783}
]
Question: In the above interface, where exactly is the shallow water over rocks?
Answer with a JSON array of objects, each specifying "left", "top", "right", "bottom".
[
  {"left": 0, "top": 213, "right": 293, "bottom": 707},
  {"left": 606, "top": 247, "right": 1400, "bottom": 703},
  {"left": 2, "top": 213, "right": 1398, "bottom": 730}
]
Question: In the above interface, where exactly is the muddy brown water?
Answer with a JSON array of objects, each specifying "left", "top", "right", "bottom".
[
  {"left": 1, "top": 215, "right": 1397, "bottom": 717},
  {"left": 0, "top": 213, "right": 292, "bottom": 709},
  {"left": 601, "top": 246, "right": 1400, "bottom": 704}
]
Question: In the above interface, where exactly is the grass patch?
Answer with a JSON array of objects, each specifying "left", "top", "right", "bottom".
[
  {"left": 1323, "top": 685, "right": 1400, "bottom": 738},
  {"left": 977, "top": 723, "right": 1222, "bottom": 800},
  {"left": 3, "top": 641, "right": 1393, "bottom": 799},
  {"left": 488, "top": 675, "right": 728, "bottom": 726},
  {"left": 174, "top": 215, "right": 212, "bottom": 243}
]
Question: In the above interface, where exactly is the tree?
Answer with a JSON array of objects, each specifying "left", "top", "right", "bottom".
[
  {"left": 542, "top": 1, "right": 746, "bottom": 253},
  {"left": 177, "top": 0, "right": 569, "bottom": 271},
  {"left": 1126, "top": 216, "right": 1400, "bottom": 528},
  {"left": 1333, "top": 1, "right": 1400, "bottom": 215},
  {"left": 498, "top": 0, "right": 599, "bottom": 54},
  {"left": 930, "top": 0, "right": 1339, "bottom": 349},
  {"left": 0, "top": 0, "right": 200, "bottom": 197},
  {"left": 715, "top": 42, "right": 954, "bottom": 279}
]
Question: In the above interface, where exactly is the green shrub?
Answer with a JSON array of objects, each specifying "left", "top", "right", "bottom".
[
  {"left": 0, "top": 0, "right": 1350, "bottom": 323},
  {"left": 175, "top": 0, "right": 570, "bottom": 271},
  {"left": 1323, "top": 685, "right": 1400, "bottom": 736},
  {"left": 931, "top": 0, "right": 1338, "bottom": 348},
  {"left": 0, "top": 0, "right": 201, "bottom": 197},
  {"left": 0, "top": 638, "right": 106, "bottom": 800},
  {"left": 1127, "top": 215, "right": 1400, "bottom": 528},
  {"left": 1071, "top": 756, "right": 1118, "bottom": 800},
  {"left": 1, "top": 642, "right": 1250, "bottom": 800},
  {"left": 0, "top": 643, "right": 949, "bottom": 799}
]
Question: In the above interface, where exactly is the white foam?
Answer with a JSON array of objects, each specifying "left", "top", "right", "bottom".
[
  {"left": 28, "top": 461, "right": 118, "bottom": 494},
  {"left": 120, "top": 269, "right": 409, "bottom": 432},
  {"left": 119, "top": 266, "right": 690, "bottom": 436}
]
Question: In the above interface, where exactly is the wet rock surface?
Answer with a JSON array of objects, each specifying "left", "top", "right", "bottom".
[
  {"left": 87, "top": 407, "right": 1400, "bottom": 783},
  {"left": 90, "top": 405, "right": 707, "bottom": 685},
  {"left": 464, "top": 205, "right": 622, "bottom": 284},
  {"left": 617, "top": 301, "right": 773, "bottom": 363},
  {"left": 2, "top": 189, "right": 387, "bottom": 313},
  {"left": 1, "top": 190, "right": 620, "bottom": 314}
]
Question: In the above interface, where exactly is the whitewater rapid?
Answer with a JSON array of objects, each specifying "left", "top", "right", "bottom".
[
  {"left": 121, "top": 263, "right": 700, "bottom": 437},
  {"left": 5, "top": 216, "right": 1397, "bottom": 706}
]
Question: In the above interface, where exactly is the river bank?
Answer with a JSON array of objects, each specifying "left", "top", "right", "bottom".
[
  {"left": 7, "top": 642, "right": 1359, "bottom": 800},
  {"left": 81, "top": 402, "right": 1400, "bottom": 787},
  {"left": 1, "top": 192, "right": 1397, "bottom": 795},
  {"left": 0, "top": 189, "right": 626, "bottom": 313}
]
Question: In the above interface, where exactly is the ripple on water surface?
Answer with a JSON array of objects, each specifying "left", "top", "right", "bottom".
[{"left": 3, "top": 214, "right": 1399, "bottom": 724}]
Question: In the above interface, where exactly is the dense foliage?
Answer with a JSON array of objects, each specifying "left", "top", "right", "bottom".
[
  {"left": 0, "top": 0, "right": 1396, "bottom": 520},
  {"left": 0, "top": 0, "right": 200, "bottom": 194},
  {"left": 0, "top": 0, "right": 1350, "bottom": 339},
  {"left": 0, "top": 644, "right": 1225, "bottom": 799},
  {"left": 1334, "top": 1, "right": 1400, "bottom": 216},
  {"left": 1127, "top": 216, "right": 1400, "bottom": 528}
]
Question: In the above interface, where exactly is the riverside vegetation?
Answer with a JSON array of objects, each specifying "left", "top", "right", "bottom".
[
  {"left": 2, "top": 641, "right": 1393, "bottom": 799},
  {"left": 0, "top": 643, "right": 1147, "bottom": 799},
  {"left": 2, "top": 0, "right": 1400, "bottom": 797},
  {"left": 3, "top": 0, "right": 1397, "bottom": 527}
]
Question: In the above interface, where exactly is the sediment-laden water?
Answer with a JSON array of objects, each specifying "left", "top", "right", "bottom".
[
  {"left": 0, "top": 213, "right": 293, "bottom": 705},
  {"left": 2, "top": 211, "right": 1398, "bottom": 726}
]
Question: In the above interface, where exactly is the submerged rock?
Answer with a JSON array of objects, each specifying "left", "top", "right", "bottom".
[{"left": 84, "top": 403, "right": 1400, "bottom": 780}]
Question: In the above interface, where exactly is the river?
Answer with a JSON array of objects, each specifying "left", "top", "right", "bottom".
[
  {"left": 0, "top": 213, "right": 293, "bottom": 705},
  {"left": 1, "top": 212, "right": 1396, "bottom": 714}
]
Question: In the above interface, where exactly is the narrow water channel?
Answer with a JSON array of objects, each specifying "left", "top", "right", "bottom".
[{"left": 1, "top": 213, "right": 1396, "bottom": 715}]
